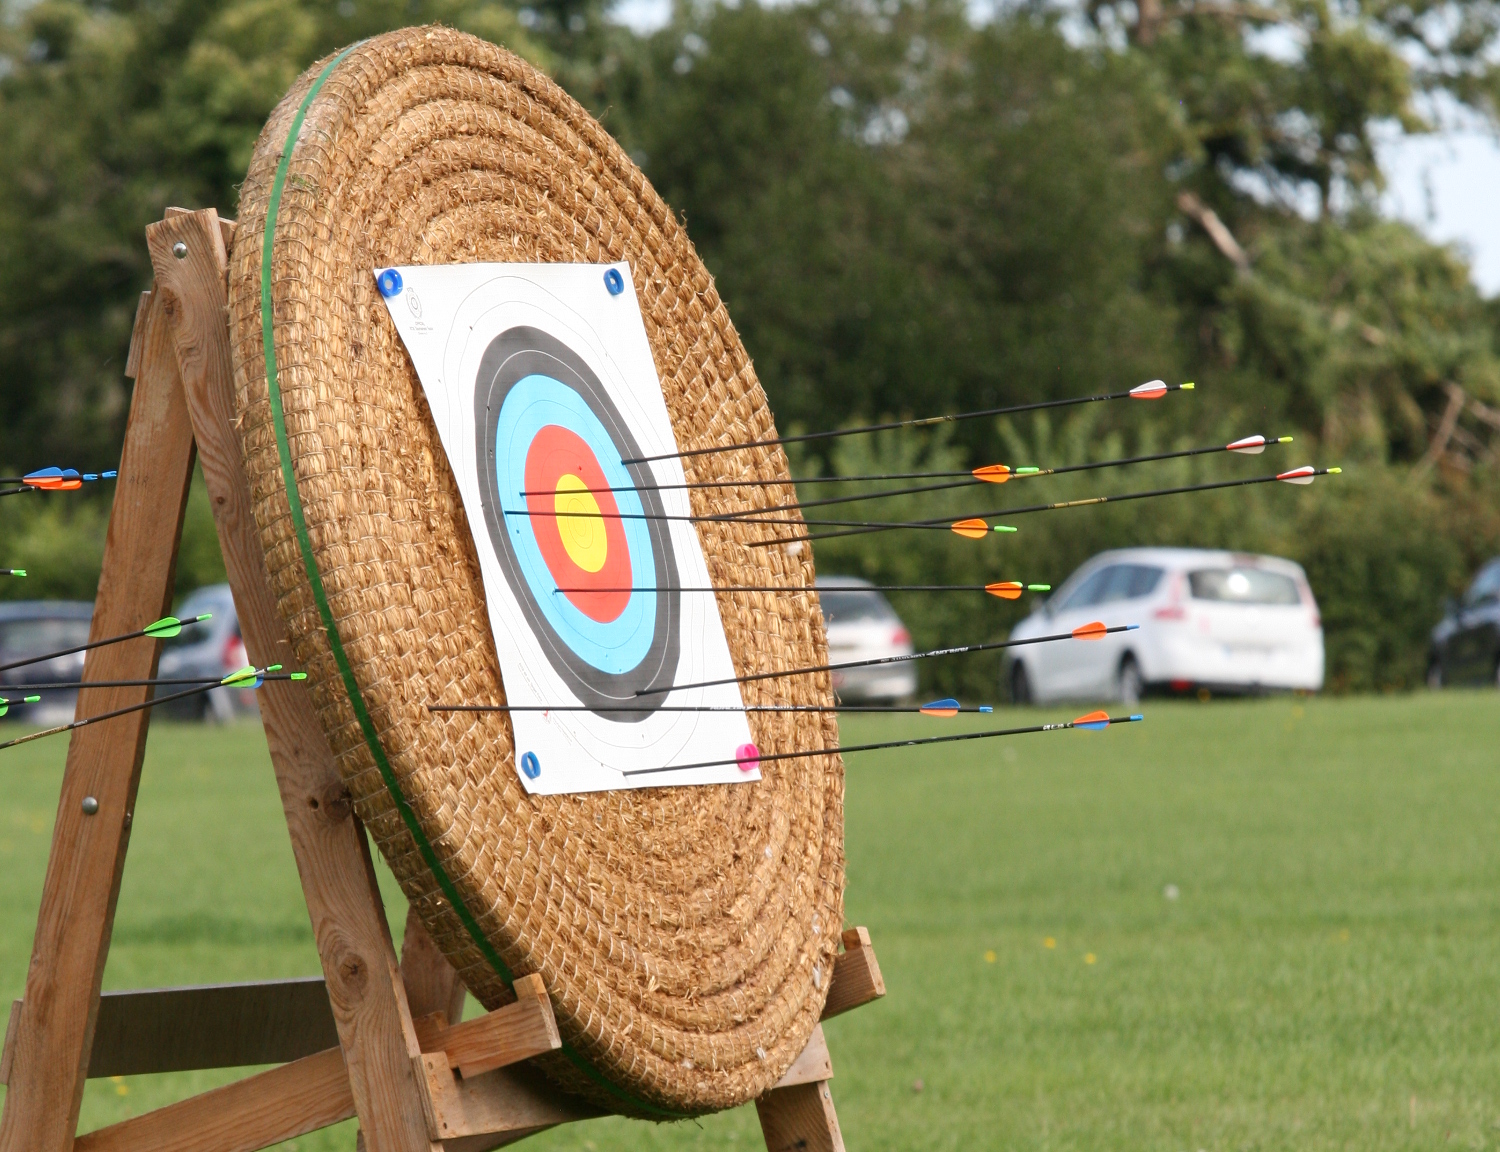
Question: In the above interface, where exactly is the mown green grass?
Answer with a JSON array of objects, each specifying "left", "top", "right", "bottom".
[{"left": 1, "top": 692, "right": 1497, "bottom": 1149}]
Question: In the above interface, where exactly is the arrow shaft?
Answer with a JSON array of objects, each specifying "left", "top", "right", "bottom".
[
  {"left": 429, "top": 703, "right": 996, "bottom": 714},
  {"left": 0, "top": 681, "right": 223, "bottom": 751},
  {"left": 18, "top": 674, "right": 298, "bottom": 691},
  {"left": 549, "top": 584, "right": 1038, "bottom": 594},
  {"left": 620, "top": 714, "right": 1143, "bottom": 776},
  {"left": 619, "top": 383, "right": 1193, "bottom": 465},
  {"left": 634, "top": 624, "right": 1136, "bottom": 696}
]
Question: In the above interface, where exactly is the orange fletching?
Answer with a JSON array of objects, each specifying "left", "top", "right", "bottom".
[
  {"left": 972, "top": 464, "right": 1011, "bottom": 483},
  {"left": 1072, "top": 710, "right": 1111, "bottom": 730},
  {"left": 1129, "top": 380, "right": 1168, "bottom": 400},
  {"left": 951, "top": 518, "right": 990, "bottom": 539},
  {"left": 24, "top": 477, "right": 80, "bottom": 490},
  {"left": 1071, "top": 620, "right": 1108, "bottom": 640},
  {"left": 986, "top": 581, "right": 1023, "bottom": 599}
]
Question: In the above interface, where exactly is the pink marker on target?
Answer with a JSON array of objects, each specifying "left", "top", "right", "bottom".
[{"left": 736, "top": 743, "right": 760, "bottom": 773}]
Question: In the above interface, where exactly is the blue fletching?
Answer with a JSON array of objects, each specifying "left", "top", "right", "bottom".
[
  {"left": 61, "top": 469, "right": 78, "bottom": 480},
  {"left": 1076, "top": 720, "right": 1109, "bottom": 731},
  {"left": 24, "top": 467, "right": 62, "bottom": 481}
]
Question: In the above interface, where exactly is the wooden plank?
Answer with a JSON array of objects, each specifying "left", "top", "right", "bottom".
[
  {"left": 417, "top": 975, "right": 559, "bottom": 1081},
  {"left": 145, "top": 206, "right": 439, "bottom": 1152},
  {"left": 0, "top": 286, "right": 198, "bottom": 1152},
  {"left": 772, "top": 1025, "right": 832, "bottom": 1090},
  {"left": 0, "top": 1001, "right": 18, "bottom": 1085},
  {"left": 416, "top": 1056, "right": 602, "bottom": 1142},
  {"left": 401, "top": 905, "right": 467, "bottom": 1025},
  {"left": 73, "top": 1046, "right": 355, "bottom": 1152},
  {"left": 755, "top": 1081, "right": 845, "bottom": 1152},
  {"left": 123, "top": 292, "right": 152, "bottom": 380},
  {"left": 821, "top": 927, "right": 885, "bottom": 1021},
  {"left": 164, "top": 206, "right": 237, "bottom": 251}
]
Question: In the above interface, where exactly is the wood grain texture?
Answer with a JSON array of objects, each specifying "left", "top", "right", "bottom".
[
  {"left": 73, "top": 1045, "right": 355, "bottom": 1152},
  {"left": 402, "top": 906, "right": 467, "bottom": 1025},
  {"left": 145, "top": 207, "right": 439, "bottom": 1152},
  {"left": 755, "top": 1081, "right": 845, "bottom": 1152},
  {"left": 417, "top": 1055, "right": 602, "bottom": 1141},
  {"left": 0, "top": 286, "right": 197, "bottom": 1152},
  {"left": 432, "top": 975, "right": 559, "bottom": 1080},
  {"left": 124, "top": 292, "right": 152, "bottom": 380},
  {"left": 771, "top": 1025, "right": 831, "bottom": 1090},
  {"left": 821, "top": 928, "right": 885, "bottom": 1021}
]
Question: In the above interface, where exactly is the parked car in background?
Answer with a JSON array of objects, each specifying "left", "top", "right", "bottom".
[
  {"left": 1428, "top": 557, "right": 1500, "bottom": 688},
  {"left": 1005, "top": 548, "right": 1324, "bottom": 703},
  {"left": 816, "top": 576, "right": 917, "bottom": 703},
  {"left": 0, "top": 602, "right": 94, "bottom": 725},
  {"left": 156, "top": 584, "right": 254, "bottom": 721}
]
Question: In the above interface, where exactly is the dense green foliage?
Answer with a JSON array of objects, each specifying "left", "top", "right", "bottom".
[
  {"left": 2, "top": 0, "right": 1499, "bottom": 688},
  {"left": 4, "top": 695, "right": 1499, "bottom": 1147}
]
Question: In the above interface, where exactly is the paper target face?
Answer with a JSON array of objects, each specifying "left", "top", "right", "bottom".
[
  {"left": 379, "top": 263, "right": 756, "bottom": 794},
  {"left": 473, "top": 327, "right": 679, "bottom": 713}
]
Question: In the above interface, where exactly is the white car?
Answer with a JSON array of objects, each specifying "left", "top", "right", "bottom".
[
  {"left": 1005, "top": 547, "right": 1323, "bottom": 703},
  {"left": 816, "top": 576, "right": 918, "bottom": 703}
]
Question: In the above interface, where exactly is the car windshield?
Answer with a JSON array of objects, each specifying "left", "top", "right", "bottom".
[
  {"left": 1189, "top": 567, "right": 1300, "bottom": 605},
  {"left": 1464, "top": 561, "right": 1500, "bottom": 606},
  {"left": 1055, "top": 563, "right": 1164, "bottom": 610},
  {"left": 0, "top": 617, "right": 91, "bottom": 659},
  {"left": 819, "top": 589, "right": 897, "bottom": 626}
]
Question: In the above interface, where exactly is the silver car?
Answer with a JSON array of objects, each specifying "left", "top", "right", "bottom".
[
  {"left": 816, "top": 576, "right": 917, "bottom": 704},
  {"left": 0, "top": 601, "right": 94, "bottom": 725},
  {"left": 156, "top": 584, "right": 255, "bottom": 721}
]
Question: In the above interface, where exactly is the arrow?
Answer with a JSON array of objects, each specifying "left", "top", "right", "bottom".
[
  {"left": 518, "top": 433, "right": 1287, "bottom": 503},
  {"left": 619, "top": 711, "right": 1144, "bottom": 777},
  {"left": 549, "top": 582, "right": 1051, "bottom": 599},
  {"left": 18, "top": 668, "right": 308, "bottom": 691},
  {"left": 429, "top": 698, "right": 999, "bottom": 715},
  {"left": 744, "top": 466, "right": 1343, "bottom": 545},
  {"left": 633, "top": 621, "right": 1136, "bottom": 697},
  {"left": 705, "top": 435, "right": 1294, "bottom": 521},
  {"left": 0, "top": 468, "right": 118, "bottom": 497},
  {"left": 0, "top": 696, "right": 41, "bottom": 716},
  {"left": 0, "top": 665, "right": 301, "bottom": 752},
  {"left": 0, "top": 614, "right": 213, "bottom": 674},
  {"left": 0, "top": 570, "right": 24, "bottom": 577},
  {"left": 618, "top": 381, "right": 1194, "bottom": 466}
]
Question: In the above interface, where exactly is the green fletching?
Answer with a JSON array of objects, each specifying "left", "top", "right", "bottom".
[
  {"left": 221, "top": 665, "right": 258, "bottom": 687},
  {"left": 144, "top": 616, "right": 183, "bottom": 639},
  {"left": 0, "top": 702, "right": 8, "bottom": 717},
  {"left": 290, "top": 672, "right": 308, "bottom": 680}
]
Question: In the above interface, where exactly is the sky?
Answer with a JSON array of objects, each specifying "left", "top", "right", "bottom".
[{"left": 612, "top": 0, "right": 1500, "bottom": 299}]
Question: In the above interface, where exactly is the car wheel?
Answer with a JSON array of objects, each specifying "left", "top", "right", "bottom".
[
  {"left": 1118, "top": 655, "right": 1144, "bottom": 706},
  {"left": 1010, "top": 661, "right": 1032, "bottom": 705},
  {"left": 1426, "top": 659, "right": 1444, "bottom": 690}
]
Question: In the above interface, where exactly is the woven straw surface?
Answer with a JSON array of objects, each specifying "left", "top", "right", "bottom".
[{"left": 226, "top": 26, "right": 845, "bottom": 1115}]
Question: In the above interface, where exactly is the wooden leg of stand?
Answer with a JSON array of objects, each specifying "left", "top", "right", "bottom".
[
  {"left": 401, "top": 907, "right": 467, "bottom": 1025},
  {"left": 755, "top": 1080, "right": 846, "bottom": 1152},
  {"left": 0, "top": 291, "right": 197, "bottom": 1152},
  {"left": 146, "top": 208, "right": 439, "bottom": 1152}
]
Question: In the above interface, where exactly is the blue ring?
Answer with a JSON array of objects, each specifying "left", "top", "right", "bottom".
[
  {"left": 520, "top": 751, "right": 541, "bottom": 779},
  {"left": 495, "top": 376, "right": 658, "bottom": 675},
  {"left": 603, "top": 268, "right": 625, "bottom": 296},
  {"left": 377, "top": 268, "right": 403, "bottom": 298}
]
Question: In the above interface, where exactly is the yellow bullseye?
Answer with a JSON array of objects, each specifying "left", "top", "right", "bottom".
[{"left": 554, "top": 474, "right": 608, "bottom": 573}]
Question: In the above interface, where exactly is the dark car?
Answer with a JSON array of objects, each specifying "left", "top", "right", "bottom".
[
  {"left": 155, "top": 584, "right": 254, "bottom": 720},
  {"left": 0, "top": 601, "right": 94, "bottom": 725},
  {"left": 1429, "top": 558, "right": 1500, "bottom": 688}
]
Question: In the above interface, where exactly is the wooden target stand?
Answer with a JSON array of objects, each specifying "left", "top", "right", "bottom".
[{"left": 0, "top": 208, "right": 885, "bottom": 1152}]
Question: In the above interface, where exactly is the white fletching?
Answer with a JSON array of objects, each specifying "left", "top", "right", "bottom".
[
  {"left": 1276, "top": 466, "right": 1316, "bottom": 485},
  {"left": 1226, "top": 435, "right": 1266, "bottom": 455}
]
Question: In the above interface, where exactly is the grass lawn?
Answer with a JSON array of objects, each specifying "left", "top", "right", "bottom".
[{"left": 1, "top": 691, "right": 1497, "bottom": 1149}]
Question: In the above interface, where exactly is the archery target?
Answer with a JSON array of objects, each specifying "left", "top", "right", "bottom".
[{"left": 378, "top": 263, "right": 755, "bottom": 794}]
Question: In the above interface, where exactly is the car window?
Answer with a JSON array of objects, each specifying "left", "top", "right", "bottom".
[
  {"left": 163, "top": 618, "right": 215, "bottom": 648},
  {"left": 1464, "top": 561, "right": 1500, "bottom": 606},
  {"left": 0, "top": 617, "right": 92, "bottom": 659},
  {"left": 819, "top": 589, "right": 897, "bottom": 626},
  {"left": 1056, "top": 567, "right": 1116, "bottom": 611},
  {"left": 1097, "top": 564, "right": 1165, "bottom": 604},
  {"left": 1189, "top": 567, "right": 1300, "bottom": 605}
]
